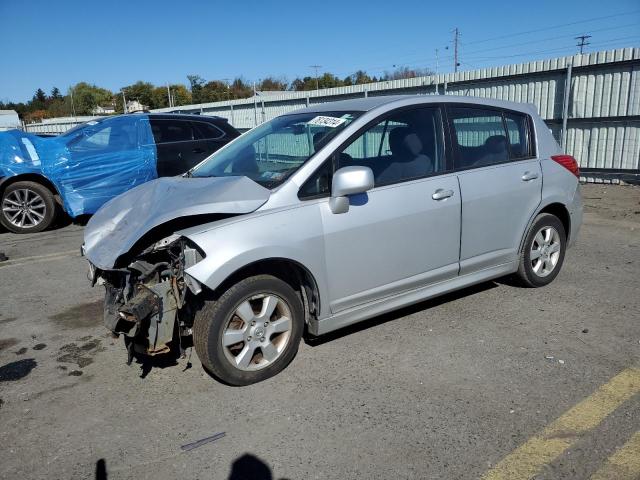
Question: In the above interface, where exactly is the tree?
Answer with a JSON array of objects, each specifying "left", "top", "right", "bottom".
[
  {"left": 381, "top": 66, "right": 434, "bottom": 81},
  {"left": 121, "top": 81, "right": 154, "bottom": 109},
  {"left": 69, "top": 82, "right": 113, "bottom": 115},
  {"left": 200, "top": 80, "right": 230, "bottom": 102},
  {"left": 50, "top": 87, "right": 62, "bottom": 99},
  {"left": 258, "top": 77, "right": 288, "bottom": 91},
  {"left": 229, "top": 77, "right": 252, "bottom": 99},
  {"left": 172, "top": 84, "right": 192, "bottom": 106},
  {"left": 187, "top": 75, "right": 206, "bottom": 104},
  {"left": 31, "top": 89, "right": 47, "bottom": 110}
]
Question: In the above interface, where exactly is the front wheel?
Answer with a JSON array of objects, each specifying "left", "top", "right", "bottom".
[
  {"left": 515, "top": 213, "right": 566, "bottom": 287},
  {"left": 0, "top": 181, "right": 57, "bottom": 234},
  {"left": 193, "top": 275, "right": 304, "bottom": 385}
]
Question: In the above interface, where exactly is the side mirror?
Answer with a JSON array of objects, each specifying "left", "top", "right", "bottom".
[{"left": 329, "top": 166, "right": 374, "bottom": 214}]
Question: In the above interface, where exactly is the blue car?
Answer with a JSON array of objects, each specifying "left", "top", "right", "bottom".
[{"left": 0, "top": 113, "right": 239, "bottom": 233}]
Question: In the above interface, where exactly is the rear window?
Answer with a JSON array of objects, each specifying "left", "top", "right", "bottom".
[
  {"left": 449, "top": 107, "right": 534, "bottom": 169},
  {"left": 192, "top": 121, "right": 225, "bottom": 140},
  {"left": 150, "top": 119, "right": 194, "bottom": 143},
  {"left": 504, "top": 112, "right": 532, "bottom": 159}
]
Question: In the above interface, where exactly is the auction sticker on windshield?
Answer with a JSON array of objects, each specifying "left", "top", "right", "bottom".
[{"left": 307, "top": 116, "right": 347, "bottom": 128}]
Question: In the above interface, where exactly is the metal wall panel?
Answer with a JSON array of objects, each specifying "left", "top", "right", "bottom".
[{"left": 23, "top": 48, "right": 640, "bottom": 175}]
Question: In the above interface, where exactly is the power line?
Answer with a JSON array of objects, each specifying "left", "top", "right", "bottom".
[
  {"left": 463, "top": 9, "right": 640, "bottom": 46},
  {"left": 459, "top": 22, "right": 638, "bottom": 57}
]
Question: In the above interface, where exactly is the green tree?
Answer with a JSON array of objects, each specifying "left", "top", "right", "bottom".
[
  {"left": 258, "top": 77, "right": 288, "bottom": 91},
  {"left": 381, "top": 66, "right": 434, "bottom": 81},
  {"left": 121, "top": 81, "right": 155, "bottom": 109},
  {"left": 31, "top": 88, "right": 47, "bottom": 110},
  {"left": 69, "top": 83, "right": 113, "bottom": 115},
  {"left": 200, "top": 80, "right": 230, "bottom": 102},
  {"left": 50, "top": 87, "right": 61, "bottom": 99},
  {"left": 187, "top": 75, "right": 206, "bottom": 104}
]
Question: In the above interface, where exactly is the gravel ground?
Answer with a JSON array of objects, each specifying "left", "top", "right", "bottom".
[{"left": 0, "top": 183, "right": 638, "bottom": 480}]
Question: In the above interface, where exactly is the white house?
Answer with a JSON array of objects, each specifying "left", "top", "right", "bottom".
[
  {"left": 125, "top": 100, "right": 148, "bottom": 113},
  {"left": 91, "top": 105, "right": 116, "bottom": 115}
]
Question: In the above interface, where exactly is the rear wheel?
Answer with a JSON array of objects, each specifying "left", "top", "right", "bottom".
[
  {"left": 515, "top": 213, "right": 566, "bottom": 287},
  {"left": 0, "top": 181, "right": 57, "bottom": 234},
  {"left": 193, "top": 275, "right": 303, "bottom": 385}
]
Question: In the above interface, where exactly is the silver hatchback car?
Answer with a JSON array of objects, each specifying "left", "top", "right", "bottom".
[{"left": 84, "top": 95, "right": 583, "bottom": 385}]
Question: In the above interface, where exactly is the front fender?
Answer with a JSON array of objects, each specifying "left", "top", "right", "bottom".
[{"left": 183, "top": 203, "right": 332, "bottom": 318}]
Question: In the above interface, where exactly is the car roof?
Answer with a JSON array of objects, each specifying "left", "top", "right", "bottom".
[
  {"left": 145, "top": 113, "right": 227, "bottom": 122},
  {"left": 293, "top": 94, "right": 537, "bottom": 115}
]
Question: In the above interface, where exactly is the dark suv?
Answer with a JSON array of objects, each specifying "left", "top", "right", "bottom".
[{"left": 0, "top": 113, "right": 240, "bottom": 233}]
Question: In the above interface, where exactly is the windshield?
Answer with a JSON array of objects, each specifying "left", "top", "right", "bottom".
[
  {"left": 60, "top": 119, "right": 106, "bottom": 138},
  {"left": 190, "top": 111, "right": 361, "bottom": 188}
]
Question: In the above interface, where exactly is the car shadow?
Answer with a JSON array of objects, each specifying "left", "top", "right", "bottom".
[
  {"left": 304, "top": 280, "right": 500, "bottom": 347},
  {"left": 95, "top": 453, "right": 289, "bottom": 480}
]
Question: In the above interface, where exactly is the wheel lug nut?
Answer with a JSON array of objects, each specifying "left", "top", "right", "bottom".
[
  {"left": 251, "top": 321, "right": 256, "bottom": 326},
  {"left": 247, "top": 336, "right": 252, "bottom": 341},
  {"left": 260, "top": 337, "right": 265, "bottom": 342},
  {"left": 264, "top": 322, "right": 268, "bottom": 327}
]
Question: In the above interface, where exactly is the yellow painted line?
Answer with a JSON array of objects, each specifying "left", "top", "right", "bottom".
[
  {"left": 483, "top": 368, "right": 640, "bottom": 480},
  {"left": 590, "top": 431, "right": 640, "bottom": 480},
  {"left": 0, "top": 250, "right": 79, "bottom": 269}
]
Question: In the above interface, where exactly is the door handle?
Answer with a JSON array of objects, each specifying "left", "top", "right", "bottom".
[
  {"left": 522, "top": 171, "right": 539, "bottom": 181},
  {"left": 192, "top": 148, "right": 205, "bottom": 154},
  {"left": 432, "top": 189, "right": 454, "bottom": 200}
]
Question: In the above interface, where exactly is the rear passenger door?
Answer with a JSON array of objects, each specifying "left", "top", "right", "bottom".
[
  {"left": 150, "top": 119, "right": 199, "bottom": 176},
  {"left": 190, "top": 120, "right": 229, "bottom": 165},
  {"left": 447, "top": 105, "right": 542, "bottom": 275}
]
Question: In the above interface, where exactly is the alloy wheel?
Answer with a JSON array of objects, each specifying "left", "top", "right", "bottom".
[
  {"left": 221, "top": 293, "right": 293, "bottom": 371},
  {"left": 2, "top": 188, "right": 47, "bottom": 229},
  {"left": 530, "top": 226, "right": 561, "bottom": 278}
]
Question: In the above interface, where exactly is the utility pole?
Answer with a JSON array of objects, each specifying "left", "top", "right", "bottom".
[
  {"left": 253, "top": 81, "right": 258, "bottom": 127},
  {"left": 309, "top": 65, "right": 322, "bottom": 90},
  {"left": 70, "top": 88, "right": 77, "bottom": 118},
  {"left": 575, "top": 35, "right": 591, "bottom": 54},
  {"left": 166, "top": 83, "right": 172, "bottom": 108},
  {"left": 121, "top": 91, "right": 127, "bottom": 114},
  {"left": 435, "top": 48, "right": 439, "bottom": 94},
  {"left": 453, "top": 28, "right": 460, "bottom": 73}
]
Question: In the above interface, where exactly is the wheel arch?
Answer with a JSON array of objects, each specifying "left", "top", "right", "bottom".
[
  {"left": 519, "top": 201, "right": 571, "bottom": 253},
  {"left": 206, "top": 257, "right": 322, "bottom": 324},
  {"left": 0, "top": 173, "right": 61, "bottom": 201}
]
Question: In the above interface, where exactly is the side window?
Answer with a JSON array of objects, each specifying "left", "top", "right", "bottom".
[
  {"left": 192, "top": 121, "right": 225, "bottom": 140},
  {"left": 150, "top": 120, "right": 194, "bottom": 144},
  {"left": 69, "top": 118, "right": 138, "bottom": 152},
  {"left": 450, "top": 107, "right": 508, "bottom": 169},
  {"left": 298, "top": 159, "right": 333, "bottom": 199},
  {"left": 338, "top": 107, "right": 445, "bottom": 187},
  {"left": 504, "top": 112, "right": 532, "bottom": 159}
]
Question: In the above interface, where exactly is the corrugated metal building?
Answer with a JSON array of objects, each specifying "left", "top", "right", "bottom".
[{"left": 152, "top": 47, "right": 640, "bottom": 179}]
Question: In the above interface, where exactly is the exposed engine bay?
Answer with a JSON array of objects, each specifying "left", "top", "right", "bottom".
[{"left": 90, "top": 235, "right": 204, "bottom": 364}]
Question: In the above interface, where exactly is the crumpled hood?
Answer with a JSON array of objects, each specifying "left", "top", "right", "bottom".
[{"left": 84, "top": 175, "right": 270, "bottom": 269}]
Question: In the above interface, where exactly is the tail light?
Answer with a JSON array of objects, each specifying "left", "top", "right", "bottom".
[{"left": 551, "top": 154, "right": 580, "bottom": 177}]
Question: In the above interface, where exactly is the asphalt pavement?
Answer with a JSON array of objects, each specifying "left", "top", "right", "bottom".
[{"left": 0, "top": 184, "right": 638, "bottom": 480}]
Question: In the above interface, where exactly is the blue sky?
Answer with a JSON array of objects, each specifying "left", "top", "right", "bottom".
[{"left": 1, "top": 0, "right": 638, "bottom": 103}]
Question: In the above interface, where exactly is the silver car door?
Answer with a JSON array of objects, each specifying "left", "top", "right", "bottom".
[
  {"left": 448, "top": 106, "right": 542, "bottom": 275},
  {"left": 317, "top": 106, "right": 461, "bottom": 313}
]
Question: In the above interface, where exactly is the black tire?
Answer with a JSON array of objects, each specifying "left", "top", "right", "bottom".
[
  {"left": 515, "top": 213, "right": 566, "bottom": 288},
  {"left": 0, "top": 181, "right": 57, "bottom": 234},
  {"left": 193, "top": 275, "right": 304, "bottom": 386}
]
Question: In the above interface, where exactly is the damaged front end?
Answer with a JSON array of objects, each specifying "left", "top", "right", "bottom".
[{"left": 93, "top": 235, "right": 204, "bottom": 364}]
